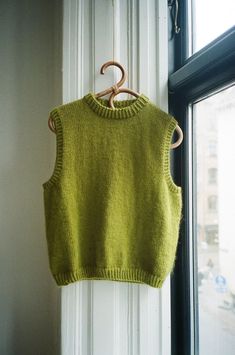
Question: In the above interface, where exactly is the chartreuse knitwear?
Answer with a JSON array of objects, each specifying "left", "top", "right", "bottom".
[{"left": 42, "top": 92, "right": 183, "bottom": 288}]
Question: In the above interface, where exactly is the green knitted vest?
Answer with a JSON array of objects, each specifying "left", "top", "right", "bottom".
[{"left": 42, "top": 92, "right": 182, "bottom": 288}]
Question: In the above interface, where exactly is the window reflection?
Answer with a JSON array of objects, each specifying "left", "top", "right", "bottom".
[{"left": 194, "top": 85, "right": 235, "bottom": 355}]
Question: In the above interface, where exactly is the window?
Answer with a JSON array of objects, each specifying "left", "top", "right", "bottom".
[
  {"left": 194, "top": 86, "right": 235, "bottom": 354},
  {"left": 208, "top": 168, "right": 217, "bottom": 184},
  {"left": 208, "top": 195, "right": 217, "bottom": 211},
  {"left": 168, "top": 2, "right": 235, "bottom": 354},
  {"left": 192, "top": 0, "right": 235, "bottom": 55},
  {"left": 208, "top": 142, "right": 217, "bottom": 158},
  {"left": 204, "top": 225, "right": 218, "bottom": 245}
]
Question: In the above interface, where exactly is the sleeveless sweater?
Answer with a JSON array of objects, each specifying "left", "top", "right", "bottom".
[{"left": 42, "top": 92, "right": 183, "bottom": 288}]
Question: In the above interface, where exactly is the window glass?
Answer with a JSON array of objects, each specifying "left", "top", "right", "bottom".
[
  {"left": 193, "top": 85, "right": 235, "bottom": 354},
  {"left": 208, "top": 168, "right": 217, "bottom": 184},
  {"left": 192, "top": 0, "right": 235, "bottom": 54}
]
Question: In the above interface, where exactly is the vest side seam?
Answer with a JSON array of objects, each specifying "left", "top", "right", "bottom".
[
  {"left": 162, "top": 117, "right": 182, "bottom": 193},
  {"left": 42, "top": 108, "right": 63, "bottom": 190}
]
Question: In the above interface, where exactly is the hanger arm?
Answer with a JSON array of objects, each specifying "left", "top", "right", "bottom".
[
  {"left": 171, "top": 124, "right": 183, "bottom": 149},
  {"left": 48, "top": 115, "right": 56, "bottom": 133}
]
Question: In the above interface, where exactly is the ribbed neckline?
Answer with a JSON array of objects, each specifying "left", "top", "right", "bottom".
[{"left": 83, "top": 91, "right": 150, "bottom": 119}]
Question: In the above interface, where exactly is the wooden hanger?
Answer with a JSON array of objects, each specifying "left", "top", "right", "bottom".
[{"left": 48, "top": 60, "right": 183, "bottom": 149}]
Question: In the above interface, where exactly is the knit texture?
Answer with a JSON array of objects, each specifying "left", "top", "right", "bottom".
[{"left": 42, "top": 92, "right": 183, "bottom": 288}]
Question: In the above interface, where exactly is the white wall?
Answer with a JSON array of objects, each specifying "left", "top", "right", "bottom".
[{"left": 0, "top": 1, "right": 62, "bottom": 354}]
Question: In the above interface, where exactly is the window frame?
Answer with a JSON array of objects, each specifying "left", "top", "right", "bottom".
[{"left": 168, "top": 1, "right": 235, "bottom": 354}]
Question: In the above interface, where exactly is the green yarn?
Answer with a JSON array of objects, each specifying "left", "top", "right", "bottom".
[{"left": 42, "top": 92, "right": 183, "bottom": 288}]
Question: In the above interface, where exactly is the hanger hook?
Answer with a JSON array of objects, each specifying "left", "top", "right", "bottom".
[
  {"left": 95, "top": 61, "right": 127, "bottom": 97},
  {"left": 100, "top": 61, "right": 127, "bottom": 87}
]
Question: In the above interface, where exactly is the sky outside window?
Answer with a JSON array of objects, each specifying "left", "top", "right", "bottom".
[{"left": 192, "top": 0, "right": 235, "bottom": 53}]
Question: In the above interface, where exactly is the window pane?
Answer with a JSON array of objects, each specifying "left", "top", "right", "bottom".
[
  {"left": 193, "top": 85, "right": 235, "bottom": 354},
  {"left": 192, "top": 0, "right": 235, "bottom": 53}
]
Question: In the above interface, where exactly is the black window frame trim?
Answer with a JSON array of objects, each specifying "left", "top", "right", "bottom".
[{"left": 168, "top": 1, "right": 235, "bottom": 354}]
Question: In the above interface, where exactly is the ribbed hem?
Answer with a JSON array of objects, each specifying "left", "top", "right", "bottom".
[
  {"left": 83, "top": 92, "right": 150, "bottom": 119},
  {"left": 163, "top": 118, "right": 182, "bottom": 193},
  {"left": 53, "top": 267, "right": 166, "bottom": 288}
]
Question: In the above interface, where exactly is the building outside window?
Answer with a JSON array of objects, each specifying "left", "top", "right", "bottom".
[{"left": 208, "top": 168, "right": 217, "bottom": 184}]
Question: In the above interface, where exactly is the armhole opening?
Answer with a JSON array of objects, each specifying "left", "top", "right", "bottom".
[
  {"left": 163, "top": 118, "right": 182, "bottom": 193},
  {"left": 42, "top": 108, "right": 63, "bottom": 190}
]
